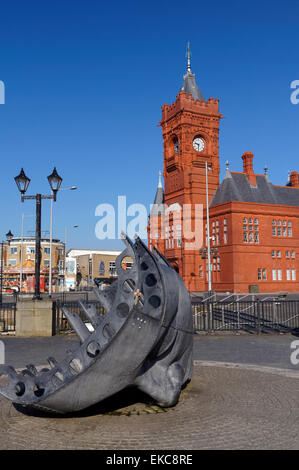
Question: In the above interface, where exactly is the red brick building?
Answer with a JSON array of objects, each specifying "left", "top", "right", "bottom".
[{"left": 148, "top": 47, "right": 299, "bottom": 293}]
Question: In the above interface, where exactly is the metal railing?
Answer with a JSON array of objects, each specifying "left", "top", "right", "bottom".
[
  {"left": 53, "top": 299, "right": 104, "bottom": 334},
  {"left": 0, "top": 303, "right": 16, "bottom": 332},
  {"left": 192, "top": 299, "right": 299, "bottom": 334}
]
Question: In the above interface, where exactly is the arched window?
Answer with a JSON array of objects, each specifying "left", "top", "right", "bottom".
[{"left": 99, "top": 261, "right": 105, "bottom": 276}]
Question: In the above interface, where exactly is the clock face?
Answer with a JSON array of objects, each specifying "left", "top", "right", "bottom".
[
  {"left": 174, "top": 140, "right": 179, "bottom": 154},
  {"left": 193, "top": 137, "right": 205, "bottom": 152}
]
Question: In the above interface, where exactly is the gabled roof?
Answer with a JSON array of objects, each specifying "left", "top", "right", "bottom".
[{"left": 210, "top": 171, "right": 299, "bottom": 208}]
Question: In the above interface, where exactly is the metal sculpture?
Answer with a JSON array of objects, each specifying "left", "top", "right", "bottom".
[{"left": 0, "top": 235, "right": 193, "bottom": 414}]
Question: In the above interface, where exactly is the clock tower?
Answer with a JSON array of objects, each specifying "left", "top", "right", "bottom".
[{"left": 151, "top": 43, "right": 223, "bottom": 291}]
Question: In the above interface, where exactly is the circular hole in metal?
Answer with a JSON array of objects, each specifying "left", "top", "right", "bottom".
[
  {"left": 149, "top": 295, "right": 161, "bottom": 309},
  {"left": 122, "top": 279, "right": 135, "bottom": 293},
  {"left": 15, "top": 381, "right": 25, "bottom": 397},
  {"left": 145, "top": 273, "right": 157, "bottom": 287},
  {"left": 86, "top": 341, "right": 100, "bottom": 358},
  {"left": 141, "top": 261, "right": 148, "bottom": 271},
  {"left": 0, "top": 373, "right": 9, "bottom": 388},
  {"left": 33, "top": 384, "right": 45, "bottom": 397},
  {"left": 69, "top": 358, "right": 83, "bottom": 375},
  {"left": 116, "top": 303, "right": 130, "bottom": 318},
  {"left": 103, "top": 323, "right": 115, "bottom": 340},
  {"left": 121, "top": 256, "right": 134, "bottom": 271}
]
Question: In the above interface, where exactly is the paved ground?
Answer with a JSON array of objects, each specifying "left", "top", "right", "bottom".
[{"left": 1, "top": 333, "right": 299, "bottom": 450}]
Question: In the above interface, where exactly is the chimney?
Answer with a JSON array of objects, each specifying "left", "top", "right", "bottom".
[
  {"left": 290, "top": 170, "right": 299, "bottom": 188},
  {"left": 242, "top": 151, "right": 256, "bottom": 186}
]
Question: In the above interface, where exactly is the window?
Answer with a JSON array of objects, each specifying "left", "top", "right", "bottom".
[
  {"left": 286, "top": 251, "right": 290, "bottom": 258},
  {"left": 199, "top": 265, "right": 203, "bottom": 278},
  {"left": 254, "top": 232, "right": 259, "bottom": 243},
  {"left": 277, "top": 220, "right": 281, "bottom": 226},
  {"left": 291, "top": 251, "right": 295, "bottom": 258},
  {"left": 58, "top": 248, "right": 64, "bottom": 256},
  {"left": 288, "top": 228, "right": 293, "bottom": 237},
  {"left": 277, "top": 227, "right": 282, "bottom": 236},
  {"left": 249, "top": 218, "right": 253, "bottom": 224},
  {"left": 272, "top": 269, "right": 277, "bottom": 281},
  {"left": 224, "top": 218, "right": 227, "bottom": 225},
  {"left": 272, "top": 250, "right": 275, "bottom": 257},
  {"left": 10, "top": 247, "right": 17, "bottom": 255},
  {"left": 243, "top": 232, "right": 248, "bottom": 243},
  {"left": 272, "top": 227, "right": 277, "bottom": 236},
  {"left": 26, "top": 246, "right": 35, "bottom": 254},
  {"left": 277, "top": 250, "right": 281, "bottom": 258},
  {"left": 258, "top": 268, "right": 262, "bottom": 280},
  {"left": 176, "top": 224, "right": 182, "bottom": 247},
  {"left": 224, "top": 232, "right": 228, "bottom": 244},
  {"left": 99, "top": 261, "right": 105, "bottom": 276},
  {"left": 288, "top": 221, "right": 292, "bottom": 227},
  {"left": 44, "top": 259, "right": 50, "bottom": 267},
  {"left": 283, "top": 227, "right": 287, "bottom": 237},
  {"left": 243, "top": 218, "right": 247, "bottom": 223},
  {"left": 292, "top": 269, "right": 296, "bottom": 281},
  {"left": 278, "top": 269, "right": 282, "bottom": 281},
  {"left": 283, "top": 220, "right": 287, "bottom": 226},
  {"left": 272, "top": 220, "right": 276, "bottom": 226},
  {"left": 44, "top": 247, "right": 50, "bottom": 254},
  {"left": 262, "top": 268, "right": 267, "bottom": 280},
  {"left": 109, "top": 261, "right": 117, "bottom": 276},
  {"left": 8, "top": 259, "right": 17, "bottom": 266},
  {"left": 249, "top": 232, "right": 254, "bottom": 243},
  {"left": 287, "top": 269, "right": 291, "bottom": 281}
]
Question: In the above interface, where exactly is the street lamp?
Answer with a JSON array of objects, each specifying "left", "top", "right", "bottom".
[
  {"left": 49, "top": 186, "right": 77, "bottom": 297},
  {"left": 0, "top": 230, "right": 14, "bottom": 304},
  {"left": 19, "top": 213, "right": 35, "bottom": 292},
  {"left": 205, "top": 161, "right": 212, "bottom": 294},
  {"left": 14, "top": 167, "right": 63, "bottom": 300}
]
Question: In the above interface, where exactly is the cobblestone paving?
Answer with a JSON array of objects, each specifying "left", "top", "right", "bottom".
[{"left": 1, "top": 364, "right": 299, "bottom": 450}]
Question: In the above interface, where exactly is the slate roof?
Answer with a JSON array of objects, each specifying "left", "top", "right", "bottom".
[
  {"left": 210, "top": 171, "right": 299, "bottom": 208},
  {"left": 180, "top": 71, "right": 204, "bottom": 101},
  {"left": 150, "top": 172, "right": 165, "bottom": 215}
]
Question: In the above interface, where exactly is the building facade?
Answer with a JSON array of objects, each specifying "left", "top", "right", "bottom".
[
  {"left": 3, "top": 237, "right": 65, "bottom": 293},
  {"left": 148, "top": 48, "right": 299, "bottom": 293},
  {"left": 66, "top": 249, "right": 127, "bottom": 288}
]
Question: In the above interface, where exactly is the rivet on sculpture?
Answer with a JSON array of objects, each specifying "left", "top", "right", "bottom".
[{"left": 0, "top": 235, "right": 193, "bottom": 414}]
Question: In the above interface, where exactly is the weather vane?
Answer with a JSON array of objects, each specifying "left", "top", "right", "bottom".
[{"left": 186, "top": 41, "right": 192, "bottom": 73}]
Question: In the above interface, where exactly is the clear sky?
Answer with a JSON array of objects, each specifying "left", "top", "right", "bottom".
[{"left": 0, "top": 0, "right": 298, "bottom": 251}]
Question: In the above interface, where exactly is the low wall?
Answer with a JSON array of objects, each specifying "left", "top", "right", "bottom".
[{"left": 16, "top": 300, "right": 54, "bottom": 337}]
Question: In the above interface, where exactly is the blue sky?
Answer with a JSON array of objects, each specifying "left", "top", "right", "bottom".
[{"left": 0, "top": 0, "right": 298, "bottom": 250}]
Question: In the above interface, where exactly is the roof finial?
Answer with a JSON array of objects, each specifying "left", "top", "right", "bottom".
[
  {"left": 158, "top": 170, "right": 163, "bottom": 188},
  {"left": 186, "top": 41, "right": 192, "bottom": 73},
  {"left": 264, "top": 165, "right": 268, "bottom": 176},
  {"left": 225, "top": 160, "right": 229, "bottom": 172}
]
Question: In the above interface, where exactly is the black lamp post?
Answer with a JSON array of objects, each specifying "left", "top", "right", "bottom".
[
  {"left": 0, "top": 230, "right": 14, "bottom": 304},
  {"left": 14, "top": 167, "right": 62, "bottom": 300}
]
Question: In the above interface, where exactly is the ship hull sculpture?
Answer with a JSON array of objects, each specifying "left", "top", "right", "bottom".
[{"left": 0, "top": 235, "right": 193, "bottom": 414}]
